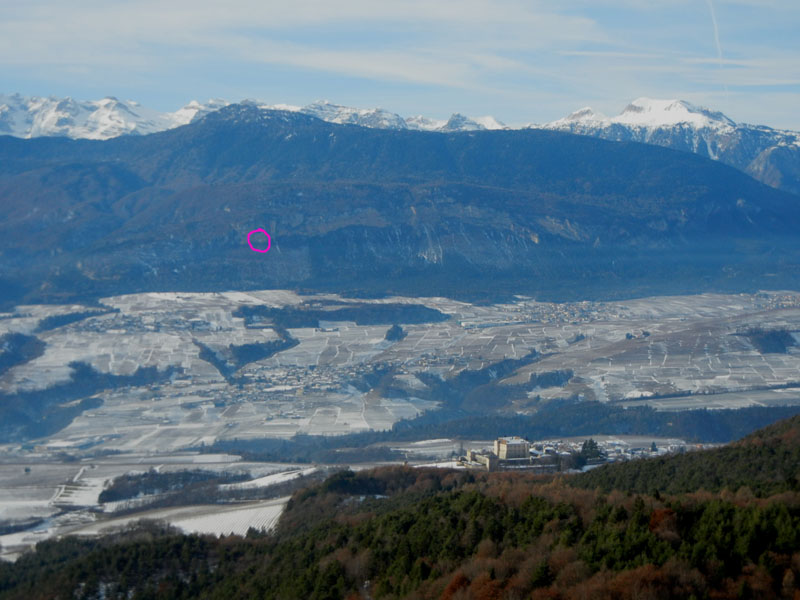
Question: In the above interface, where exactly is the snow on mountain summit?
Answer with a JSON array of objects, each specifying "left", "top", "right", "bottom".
[
  {"left": 544, "top": 98, "right": 736, "bottom": 132},
  {"left": 440, "top": 113, "right": 484, "bottom": 132},
  {"left": 169, "top": 99, "right": 230, "bottom": 127},
  {"left": 437, "top": 113, "right": 507, "bottom": 132},
  {"left": 567, "top": 107, "right": 605, "bottom": 122},
  {"left": 0, "top": 94, "right": 228, "bottom": 140},
  {"left": 546, "top": 107, "right": 606, "bottom": 128},
  {"left": 405, "top": 115, "right": 447, "bottom": 131},
  {"left": 472, "top": 115, "right": 507, "bottom": 130},
  {"left": 1, "top": 92, "right": 798, "bottom": 197},
  {"left": 541, "top": 97, "right": 800, "bottom": 196},
  {"left": 614, "top": 98, "right": 736, "bottom": 129},
  {"left": 299, "top": 100, "right": 409, "bottom": 130},
  {"left": 0, "top": 94, "right": 507, "bottom": 139}
]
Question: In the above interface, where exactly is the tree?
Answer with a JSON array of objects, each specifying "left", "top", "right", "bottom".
[
  {"left": 581, "top": 439, "right": 602, "bottom": 460},
  {"left": 385, "top": 324, "right": 406, "bottom": 341}
]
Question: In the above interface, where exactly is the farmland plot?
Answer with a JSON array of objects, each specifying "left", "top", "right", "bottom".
[{"left": 1, "top": 290, "right": 799, "bottom": 457}]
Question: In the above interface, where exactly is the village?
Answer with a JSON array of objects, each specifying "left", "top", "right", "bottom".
[{"left": 459, "top": 435, "right": 716, "bottom": 473}]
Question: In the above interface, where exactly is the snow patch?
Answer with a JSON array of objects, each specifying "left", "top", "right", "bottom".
[
  {"left": 218, "top": 467, "right": 318, "bottom": 490},
  {"left": 543, "top": 97, "right": 737, "bottom": 132},
  {"left": 172, "top": 499, "right": 287, "bottom": 536},
  {"left": 405, "top": 115, "right": 447, "bottom": 131}
]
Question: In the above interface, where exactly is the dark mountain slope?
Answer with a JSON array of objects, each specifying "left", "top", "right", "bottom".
[{"left": 1, "top": 104, "right": 799, "bottom": 305}]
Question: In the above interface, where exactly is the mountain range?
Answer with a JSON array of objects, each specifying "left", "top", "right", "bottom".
[
  {"left": 2, "top": 93, "right": 799, "bottom": 194},
  {"left": 0, "top": 94, "right": 504, "bottom": 140},
  {"left": 0, "top": 102, "right": 798, "bottom": 307}
]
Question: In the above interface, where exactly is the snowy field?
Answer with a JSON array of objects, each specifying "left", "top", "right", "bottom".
[
  {"left": 0, "top": 497, "right": 290, "bottom": 561},
  {"left": 169, "top": 497, "right": 288, "bottom": 536},
  {"left": 3, "top": 289, "right": 800, "bottom": 559},
  {"left": 68, "top": 496, "right": 289, "bottom": 538},
  {"left": 0, "top": 453, "right": 309, "bottom": 561},
  {"left": 219, "top": 467, "right": 319, "bottom": 490},
  {"left": 388, "top": 439, "right": 493, "bottom": 459},
  {"left": 2, "top": 290, "right": 800, "bottom": 456}
]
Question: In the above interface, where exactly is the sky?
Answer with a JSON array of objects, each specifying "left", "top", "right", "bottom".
[{"left": 1, "top": 0, "right": 799, "bottom": 129}]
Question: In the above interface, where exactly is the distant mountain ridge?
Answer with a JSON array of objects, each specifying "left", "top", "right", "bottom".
[
  {"left": 542, "top": 97, "right": 800, "bottom": 195},
  {"left": 3, "top": 93, "right": 798, "bottom": 194},
  {"left": 0, "top": 94, "right": 506, "bottom": 140},
  {"left": 0, "top": 94, "right": 228, "bottom": 140},
  {"left": 0, "top": 102, "right": 798, "bottom": 307}
]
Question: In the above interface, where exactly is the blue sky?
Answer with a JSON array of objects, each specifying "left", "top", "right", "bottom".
[{"left": 1, "top": 0, "right": 799, "bottom": 128}]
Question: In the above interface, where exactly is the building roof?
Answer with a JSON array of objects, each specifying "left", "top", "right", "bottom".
[{"left": 497, "top": 436, "right": 528, "bottom": 445}]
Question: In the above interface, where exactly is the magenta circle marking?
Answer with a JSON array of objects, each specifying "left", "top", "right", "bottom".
[{"left": 247, "top": 229, "right": 271, "bottom": 253}]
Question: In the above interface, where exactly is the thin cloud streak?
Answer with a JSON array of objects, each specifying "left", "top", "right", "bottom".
[
  {"left": 705, "top": 0, "right": 729, "bottom": 98},
  {"left": 0, "top": 0, "right": 797, "bottom": 129}
]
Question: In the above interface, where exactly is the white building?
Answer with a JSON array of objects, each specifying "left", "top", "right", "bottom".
[{"left": 493, "top": 436, "right": 530, "bottom": 460}]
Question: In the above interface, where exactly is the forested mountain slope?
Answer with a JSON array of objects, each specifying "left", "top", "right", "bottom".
[
  {"left": 1, "top": 104, "right": 799, "bottom": 306},
  {"left": 573, "top": 413, "right": 800, "bottom": 496}
]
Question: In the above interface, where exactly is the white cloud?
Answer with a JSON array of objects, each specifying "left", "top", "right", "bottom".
[
  {"left": 0, "top": 0, "right": 797, "bottom": 129},
  {"left": 0, "top": 1, "right": 609, "bottom": 94}
]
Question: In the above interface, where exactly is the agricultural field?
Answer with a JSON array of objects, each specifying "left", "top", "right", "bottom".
[
  {"left": 0, "top": 453, "right": 305, "bottom": 561},
  {"left": 503, "top": 294, "right": 800, "bottom": 407},
  {"left": 2, "top": 289, "right": 800, "bottom": 561},
  {"left": 1, "top": 290, "right": 800, "bottom": 457}
]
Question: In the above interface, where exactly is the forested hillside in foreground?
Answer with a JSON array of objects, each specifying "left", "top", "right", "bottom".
[
  {"left": 573, "top": 413, "right": 800, "bottom": 496},
  {"left": 4, "top": 416, "right": 800, "bottom": 599}
]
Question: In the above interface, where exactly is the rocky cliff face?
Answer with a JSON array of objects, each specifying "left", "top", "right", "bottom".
[{"left": 0, "top": 104, "right": 798, "bottom": 307}]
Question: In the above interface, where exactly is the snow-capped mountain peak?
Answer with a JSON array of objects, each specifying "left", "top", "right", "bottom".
[
  {"left": 436, "top": 113, "right": 506, "bottom": 132},
  {"left": 472, "top": 115, "right": 507, "bottom": 130},
  {"left": 440, "top": 113, "right": 484, "bottom": 132},
  {"left": 299, "top": 100, "right": 409, "bottom": 130},
  {"left": 0, "top": 93, "right": 508, "bottom": 139},
  {"left": 614, "top": 97, "right": 735, "bottom": 129},
  {"left": 1, "top": 92, "right": 799, "bottom": 198},
  {"left": 547, "top": 107, "right": 606, "bottom": 127},
  {"left": 170, "top": 98, "right": 230, "bottom": 126},
  {"left": 543, "top": 98, "right": 736, "bottom": 132},
  {"left": 540, "top": 97, "right": 800, "bottom": 196},
  {"left": 405, "top": 115, "right": 447, "bottom": 131},
  {"left": 0, "top": 94, "right": 231, "bottom": 140}
]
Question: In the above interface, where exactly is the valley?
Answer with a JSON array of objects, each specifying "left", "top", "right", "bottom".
[
  {"left": 1, "top": 289, "right": 800, "bottom": 560},
  {"left": 1, "top": 99, "right": 800, "bottom": 596},
  {"left": 4, "top": 290, "right": 800, "bottom": 453},
  {"left": 3, "top": 1, "right": 800, "bottom": 595}
]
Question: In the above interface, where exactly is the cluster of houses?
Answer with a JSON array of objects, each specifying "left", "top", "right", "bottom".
[{"left": 463, "top": 435, "right": 700, "bottom": 472}]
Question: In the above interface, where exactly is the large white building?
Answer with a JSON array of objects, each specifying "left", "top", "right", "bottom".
[{"left": 493, "top": 436, "right": 530, "bottom": 460}]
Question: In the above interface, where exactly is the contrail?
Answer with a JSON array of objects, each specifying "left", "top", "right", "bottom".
[
  {"left": 705, "top": 0, "right": 728, "bottom": 99},
  {"left": 705, "top": 0, "right": 723, "bottom": 65}
]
